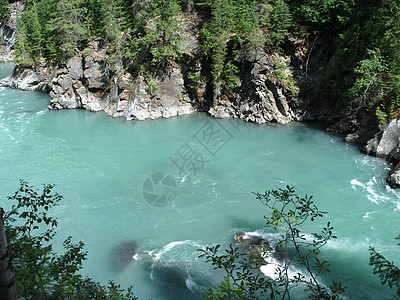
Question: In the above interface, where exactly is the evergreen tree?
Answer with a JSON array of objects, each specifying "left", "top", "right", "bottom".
[
  {"left": 267, "top": 0, "right": 292, "bottom": 47},
  {"left": 0, "top": 0, "right": 9, "bottom": 22},
  {"left": 126, "top": 0, "right": 184, "bottom": 74},
  {"left": 47, "top": 0, "right": 89, "bottom": 61},
  {"left": 334, "top": 0, "right": 400, "bottom": 121}
]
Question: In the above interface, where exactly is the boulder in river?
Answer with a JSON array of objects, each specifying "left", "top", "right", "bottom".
[
  {"left": 233, "top": 232, "right": 272, "bottom": 268},
  {"left": 109, "top": 241, "right": 138, "bottom": 273},
  {"left": 386, "top": 163, "right": 400, "bottom": 188},
  {"left": 364, "top": 119, "right": 400, "bottom": 158},
  {"left": 362, "top": 118, "right": 400, "bottom": 188}
]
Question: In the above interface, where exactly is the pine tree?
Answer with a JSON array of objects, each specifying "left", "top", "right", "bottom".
[{"left": 47, "top": 0, "right": 89, "bottom": 61}]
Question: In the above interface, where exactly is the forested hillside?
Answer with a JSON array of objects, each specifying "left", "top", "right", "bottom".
[{"left": 1, "top": 0, "right": 400, "bottom": 124}]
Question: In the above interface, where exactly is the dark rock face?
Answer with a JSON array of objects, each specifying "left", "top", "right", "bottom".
[
  {"left": 66, "top": 55, "right": 83, "bottom": 81},
  {"left": 0, "top": 24, "right": 15, "bottom": 62},
  {"left": 359, "top": 118, "right": 400, "bottom": 188},
  {"left": 233, "top": 232, "right": 291, "bottom": 270},
  {"left": 344, "top": 128, "right": 378, "bottom": 145},
  {"left": 233, "top": 232, "right": 274, "bottom": 268},
  {"left": 82, "top": 43, "right": 108, "bottom": 89},
  {"left": 0, "top": 2, "right": 23, "bottom": 62},
  {"left": 386, "top": 164, "right": 400, "bottom": 188}
]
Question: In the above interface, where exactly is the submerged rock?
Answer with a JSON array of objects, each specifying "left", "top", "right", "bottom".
[
  {"left": 234, "top": 232, "right": 271, "bottom": 256},
  {"left": 233, "top": 232, "right": 273, "bottom": 268},
  {"left": 109, "top": 241, "right": 138, "bottom": 273},
  {"left": 149, "top": 264, "right": 207, "bottom": 299}
]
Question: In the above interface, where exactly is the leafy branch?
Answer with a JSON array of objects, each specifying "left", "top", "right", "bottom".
[{"left": 200, "top": 186, "right": 346, "bottom": 299}]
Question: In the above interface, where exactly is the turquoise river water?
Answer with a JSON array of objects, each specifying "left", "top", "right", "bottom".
[{"left": 0, "top": 62, "right": 399, "bottom": 299}]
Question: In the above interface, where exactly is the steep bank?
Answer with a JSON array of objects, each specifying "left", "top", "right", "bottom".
[
  {"left": 0, "top": 2, "right": 21, "bottom": 62},
  {"left": 0, "top": 33, "right": 335, "bottom": 124},
  {"left": 1, "top": 3, "right": 399, "bottom": 187},
  {"left": 1, "top": 33, "right": 396, "bottom": 186}
]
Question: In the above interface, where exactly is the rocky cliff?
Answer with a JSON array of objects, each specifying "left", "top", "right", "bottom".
[
  {"left": 2, "top": 11, "right": 399, "bottom": 187},
  {"left": 0, "top": 29, "right": 331, "bottom": 125},
  {"left": 0, "top": 2, "right": 22, "bottom": 62}
]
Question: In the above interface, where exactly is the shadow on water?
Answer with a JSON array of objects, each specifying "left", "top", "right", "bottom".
[
  {"left": 109, "top": 240, "right": 210, "bottom": 299},
  {"left": 150, "top": 264, "right": 207, "bottom": 300},
  {"left": 109, "top": 241, "right": 138, "bottom": 273},
  {"left": 228, "top": 214, "right": 265, "bottom": 231}
]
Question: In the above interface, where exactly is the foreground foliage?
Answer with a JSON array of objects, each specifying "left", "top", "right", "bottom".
[
  {"left": 200, "top": 186, "right": 347, "bottom": 299},
  {"left": 2, "top": 182, "right": 399, "bottom": 298},
  {"left": 369, "top": 235, "right": 400, "bottom": 297},
  {"left": 4, "top": 180, "right": 137, "bottom": 299}
]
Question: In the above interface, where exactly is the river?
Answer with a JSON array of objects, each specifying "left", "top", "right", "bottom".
[{"left": 0, "top": 62, "right": 399, "bottom": 299}]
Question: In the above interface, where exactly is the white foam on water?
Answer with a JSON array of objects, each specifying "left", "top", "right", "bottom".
[
  {"left": 274, "top": 179, "right": 286, "bottom": 184},
  {"left": 150, "top": 240, "right": 202, "bottom": 262},
  {"left": 260, "top": 255, "right": 304, "bottom": 281},
  {"left": 351, "top": 178, "right": 390, "bottom": 204},
  {"left": 363, "top": 211, "right": 376, "bottom": 219},
  {"left": 242, "top": 230, "right": 282, "bottom": 249},
  {"left": 185, "top": 276, "right": 204, "bottom": 292},
  {"left": 180, "top": 173, "right": 190, "bottom": 183},
  {"left": 36, "top": 110, "right": 47, "bottom": 116},
  {"left": 384, "top": 184, "right": 400, "bottom": 210},
  {"left": 17, "top": 112, "right": 27, "bottom": 120},
  {"left": 366, "top": 185, "right": 389, "bottom": 204},
  {"left": 351, "top": 179, "right": 364, "bottom": 190},
  {"left": 325, "top": 237, "right": 371, "bottom": 254}
]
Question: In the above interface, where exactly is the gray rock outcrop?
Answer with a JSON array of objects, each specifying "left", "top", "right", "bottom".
[
  {"left": 46, "top": 40, "right": 195, "bottom": 119},
  {"left": 209, "top": 55, "right": 298, "bottom": 124},
  {"left": 362, "top": 118, "right": 400, "bottom": 188},
  {"left": 386, "top": 164, "right": 400, "bottom": 189},
  {"left": 364, "top": 119, "right": 400, "bottom": 158},
  {"left": 0, "top": 65, "right": 50, "bottom": 91},
  {"left": 0, "top": 2, "right": 24, "bottom": 62},
  {"left": 234, "top": 232, "right": 270, "bottom": 257},
  {"left": 0, "top": 24, "right": 15, "bottom": 62}
]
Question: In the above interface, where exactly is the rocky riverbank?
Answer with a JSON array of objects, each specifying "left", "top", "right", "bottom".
[
  {"left": 2, "top": 11, "right": 400, "bottom": 187},
  {"left": 0, "top": 38, "right": 311, "bottom": 124},
  {"left": 1, "top": 37, "right": 342, "bottom": 122}
]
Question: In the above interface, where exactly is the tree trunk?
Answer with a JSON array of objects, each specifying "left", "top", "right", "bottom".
[{"left": 0, "top": 207, "right": 17, "bottom": 300}]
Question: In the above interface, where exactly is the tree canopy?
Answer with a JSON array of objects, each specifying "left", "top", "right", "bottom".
[{"left": 7, "top": 0, "right": 400, "bottom": 120}]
